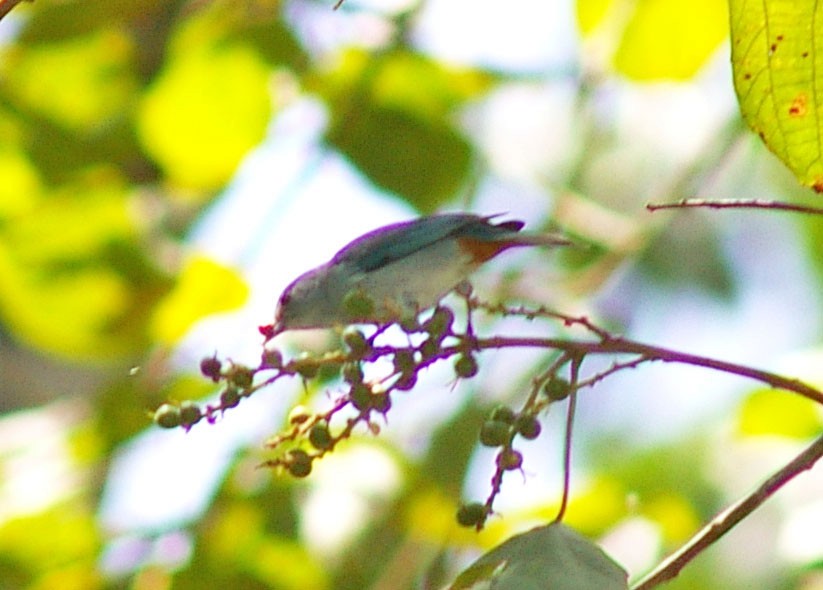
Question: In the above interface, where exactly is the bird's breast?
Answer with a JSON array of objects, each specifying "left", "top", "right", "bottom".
[{"left": 350, "top": 239, "right": 479, "bottom": 319}]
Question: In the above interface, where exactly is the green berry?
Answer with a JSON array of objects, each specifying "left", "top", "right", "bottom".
[
  {"left": 343, "top": 289, "right": 375, "bottom": 319},
  {"left": 393, "top": 349, "right": 416, "bottom": 375},
  {"left": 371, "top": 392, "right": 391, "bottom": 413},
  {"left": 489, "top": 405, "right": 516, "bottom": 424},
  {"left": 228, "top": 365, "right": 254, "bottom": 389},
  {"left": 497, "top": 449, "right": 523, "bottom": 471},
  {"left": 154, "top": 403, "right": 182, "bottom": 429},
  {"left": 342, "top": 327, "right": 369, "bottom": 358},
  {"left": 261, "top": 348, "right": 283, "bottom": 369},
  {"left": 342, "top": 362, "right": 364, "bottom": 385},
  {"left": 399, "top": 315, "right": 420, "bottom": 333},
  {"left": 292, "top": 353, "right": 319, "bottom": 379},
  {"left": 317, "top": 361, "right": 341, "bottom": 383},
  {"left": 419, "top": 338, "right": 440, "bottom": 359},
  {"left": 199, "top": 356, "right": 222, "bottom": 382},
  {"left": 424, "top": 307, "right": 454, "bottom": 337},
  {"left": 393, "top": 372, "right": 417, "bottom": 392},
  {"left": 454, "top": 354, "right": 478, "bottom": 379},
  {"left": 544, "top": 377, "right": 571, "bottom": 401},
  {"left": 349, "top": 383, "right": 373, "bottom": 412},
  {"left": 516, "top": 415, "right": 541, "bottom": 439},
  {"left": 220, "top": 386, "right": 241, "bottom": 409},
  {"left": 456, "top": 502, "right": 487, "bottom": 527},
  {"left": 479, "top": 420, "right": 511, "bottom": 447},
  {"left": 309, "top": 423, "right": 333, "bottom": 450},
  {"left": 454, "top": 281, "right": 473, "bottom": 297},
  {"left": 179, "top": 401, "right": 202, "bottom": 427},
  {"left": 286, "top": 449, "right": 312, "bottom": 478}
]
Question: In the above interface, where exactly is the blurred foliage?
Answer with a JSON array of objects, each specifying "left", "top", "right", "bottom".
[
  {"left": 319, "top": 48, "right": 489, "bottom": 211},
  {"left": 150, "top": 256, "right": 249, "bottom": 344},
  {"left": 0, "top": 0, "right": 821, "bottom": 590},
  {"left": 578, "top": 0, "right": 728, "bottom": 80},
  {"left": 737, "top": 388, "right": 823, "bottom": 439},
  {"left": 137, "top": 40, "right": 272, "bottom": 191}
]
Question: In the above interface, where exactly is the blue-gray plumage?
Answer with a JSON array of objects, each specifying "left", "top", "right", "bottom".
[{"left": 268, "top": 213, "right": 569, "bottom": 335}]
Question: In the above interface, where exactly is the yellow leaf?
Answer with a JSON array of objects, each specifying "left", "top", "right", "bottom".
[
  {"left": 150, "top": 256, "right": 248, "bottom": 344},
  {"left": 253, "top": 539, "right": 329, "bottom": 590},
  {"left": 614, "top": 0, "right": 728, "bottom": 80},
  {"left": 557, "top": 476, "right": 628, "bottom": 536},
  {"left": 0, "top": 172, "right": 145, "bottom": 359},
  {"left": 0, "top": 241, "right": 131, "bottom": 359},
  {"left": 0, "top": 507, "right": 99, "bottom": 570},
  {"left": 206, "top": 502, "right": 329, "bottom": 590},
  {"left": 404, "top": 486, "right": 507, "bottom": 549},
  {"left": 576, "top": 0, "right": 618, "bottom": 35},
  {"left": 6, "top": 174, "right": 133, "bottom": 266},
  {"left": 643, "top": 493, "right": 700, "bottom": 543},
  {"left": 0, "top": 149, "right": 41, "bottom": 218},
  {"left": 137, "top": 44, "right": 271, "bottom": 191},
  {"left": 737, "top": 388, "right": 823, "bottom": 439},
  {"left": 2, "top": 29, "right": 136, "bottom": 130},
  {"left": 30, "top": 564, "right": 102, "bottom": 590}
]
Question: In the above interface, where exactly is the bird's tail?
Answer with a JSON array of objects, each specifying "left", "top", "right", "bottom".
[
  {"left": 489, "top": 217, "right": 573, "bottom": 248},
  {"left": 502, "top": 231, "right": 574, "bottom": 248}
]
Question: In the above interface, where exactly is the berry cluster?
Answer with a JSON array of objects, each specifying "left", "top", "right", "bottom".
[
  {"left": 152, "top": 299, "right": 579, "bottom": 528},
  {"left": 456, "top": 375, "right": 571, "bottom": 529}
]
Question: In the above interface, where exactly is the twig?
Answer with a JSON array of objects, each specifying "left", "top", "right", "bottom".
[
  {"left": 473, "top": 336, "right": 823, "bottom": 405},
  {"left": 575, "top": 355, "right": 646, "bottom": 390},
  {"left": 646, "top": 198, "right": 823, "bottom": 216},
  {"left": 473, "top": 300, "right": 613, "bottom": 340},
  {"left": 631, "top": 432, "right": 823, "bottom": 589},
  {"left": 555, "top": 356, "right": 582, "bottom": 522}
]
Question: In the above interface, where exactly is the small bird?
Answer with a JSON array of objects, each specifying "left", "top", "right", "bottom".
[{"left": 265, "top": 213, "right": 570, "bottom": 337}]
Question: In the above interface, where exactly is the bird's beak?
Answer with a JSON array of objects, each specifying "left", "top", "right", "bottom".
[{"left": 258, "top": 323, "right": 280, "bottom": 342}]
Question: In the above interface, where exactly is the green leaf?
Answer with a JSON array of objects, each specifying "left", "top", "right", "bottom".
[
  {"left": 730, "top": 0, "right": 823, "bottom": 191},
  {"left": 327, "top": 102, "right": 472, "bottom": 213},
  {"left": 448, "top": 522, "right": 628, "bottom": 590},
  {"left": 320, "top": 49, "right": 484, "bottom": 212}
]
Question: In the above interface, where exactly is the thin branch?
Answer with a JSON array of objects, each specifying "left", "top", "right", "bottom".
[
  {"left": 646, "top": 198, "right": 823, "bottom": 216},
  {"left": 0, "top": 0, "right": 30, "bottom": 21},
  {"left": 631, "top": 433, "right": 823, "bottom": 589},
  {"left": 471, "top": 336, "right": 823, "bottom": 405},
  {"left": 555, "top": 356, "right": 582, "bottom": 522},
  {"left": 473, "top": 300, "right": 613, "bottom": 340}
]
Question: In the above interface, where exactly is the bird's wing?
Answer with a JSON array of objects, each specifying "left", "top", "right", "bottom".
[{"left": 331, "top": 213, "right": 504, "bottom": 272}]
